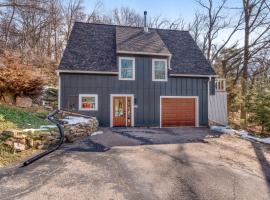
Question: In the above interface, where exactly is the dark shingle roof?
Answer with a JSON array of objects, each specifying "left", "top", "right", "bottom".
[
  {"left": 59, "top": 22, "right": 215, "bottom": 75},
  {"left": 156, "top": 29, "right": 215, "bottom": 75},
  {"left": 59, "top": 22, "right": 117, "bottom": 72},
  {"left": 116, "top": 26, "right": 171, "bottom": 55}
]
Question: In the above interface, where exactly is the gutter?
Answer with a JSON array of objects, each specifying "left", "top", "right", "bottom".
[
  {"left": 117, "top": 50, "right": 172, "bottom": 57},
  {"left": 57, "top": 70, "right": 118, "bottom": 75},
  {"left": 170, "top": 74, "right": 218, "bottom": 78}
]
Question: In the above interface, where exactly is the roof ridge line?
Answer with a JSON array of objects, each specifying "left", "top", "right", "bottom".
[{"left": 74, "top": 21, "right": 190, "bottom": 32}]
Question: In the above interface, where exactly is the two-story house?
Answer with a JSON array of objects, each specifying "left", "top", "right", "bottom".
[{"left": 57, "top": 13, "right": 227, "bottom": 127}]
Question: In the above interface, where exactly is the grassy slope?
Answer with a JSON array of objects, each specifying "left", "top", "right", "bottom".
[
  {"left": 0, "top": 104, "right": 50, "bottom": 167},
  {"left": 0, "top": 104, "right": 50, "bottom": 131}
]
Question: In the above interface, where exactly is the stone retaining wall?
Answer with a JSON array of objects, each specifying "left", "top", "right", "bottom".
[{"left": 0, "top": 117, "right": 99, "bottom": 152}]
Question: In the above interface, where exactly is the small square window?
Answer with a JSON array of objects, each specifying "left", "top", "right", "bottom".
[
  {"left": 152, "top": 59, "right": 168, "bottom": 81},
  {"left": 79, "top": 94, "right": 98, "bottom": 111},
  {"left": 119, "top": 57, "right": 135, "bottom": 80}
]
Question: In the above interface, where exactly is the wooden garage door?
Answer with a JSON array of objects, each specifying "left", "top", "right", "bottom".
[{"left": 161, "top": 98, "right": 196, "bottom": 127}]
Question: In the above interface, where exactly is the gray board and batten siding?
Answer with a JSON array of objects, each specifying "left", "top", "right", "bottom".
[{"left": 60, "top": 55, "right": 214, "bottom": 127}]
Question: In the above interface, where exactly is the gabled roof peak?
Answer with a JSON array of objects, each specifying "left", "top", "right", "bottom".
[
  {"left": 59, "top": 22, "right": 215, "bottom": 76},
  {"left": 116, "top": 26, "right": 171, "bottom": 56}
]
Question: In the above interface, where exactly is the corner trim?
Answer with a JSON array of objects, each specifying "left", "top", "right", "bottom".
[{"left": 58, "top": 73, "right": 61, "bottom": 110}]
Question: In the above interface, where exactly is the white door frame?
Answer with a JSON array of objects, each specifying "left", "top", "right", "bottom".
[
  {"left": 160, "top": 96, "right": 199, "bottom": 128},
  {"left": 110, "top": 94, "right": 135, "bottom": 127}
]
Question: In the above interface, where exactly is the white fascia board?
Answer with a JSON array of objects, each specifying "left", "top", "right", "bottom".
[
  {"left": 57, "top": 70, "right": 118, "bottom": 75},
  {"left": 170, "top": 74, "right": 219, "bottom": 78},
  {"left": 117, "top": 50, "right": 172, "bottom": 57}
]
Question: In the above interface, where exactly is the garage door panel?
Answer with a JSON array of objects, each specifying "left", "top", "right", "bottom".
[{"left": 161, "top": 98, "right": 196, "bottom": 127}]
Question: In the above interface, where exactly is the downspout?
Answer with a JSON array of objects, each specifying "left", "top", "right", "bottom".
[
  {"left": 168, "top": 55, "right": 172, "bottom": 70},
  {"left": 57, "top": 72, "right": 61, "bottom": 110}
]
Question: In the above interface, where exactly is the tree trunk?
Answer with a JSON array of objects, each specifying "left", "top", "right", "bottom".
[
  {"left": 4, "top": 2, "right": 16, "bottom": 50},
  {"left": 241, "top": 0, "right": 250, "bottom": 125},
  {"left": 261, "top": 125, "right": 265, "bottom": 134}
]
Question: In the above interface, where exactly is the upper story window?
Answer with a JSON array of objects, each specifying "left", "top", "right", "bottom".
[
  {"left": 119, "top": 57, "right": 135, "bottom": 80},
  {"left": 79, "top": 94, "right": 98, "bottom": 111},
  {"left": 215, "top": 79, "right": 226, "bottom": 92},
  {"left": 152, "top": 59, "right": 168, "bottom": 81}
]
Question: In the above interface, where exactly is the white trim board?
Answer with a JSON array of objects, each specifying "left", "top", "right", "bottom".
[
  {"left": 117, "top": 50, "right": 172, "bottom": 57},
  {"left": 170, "top": 74, "right": 219, "bottom": 78},
  {"left": 110, "top": 94, "right": 135, "bottom": 127},
  {"left": 57, "top": 70, "right": 118, "bottom": 75},
  {"left": 160, "top": 96, "right": 199, "bottom": 128},
  {"left": 58, "top": 74, "right": 61, "bottom": 110}
]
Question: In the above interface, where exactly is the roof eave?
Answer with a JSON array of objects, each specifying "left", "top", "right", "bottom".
[
  {"left": 57, "top": 69, "right": 118, "bottom": 75},
  {"left": 117, "top": 50, "right": 172, "bottom": 57},
  {"left": 169, "top": 73, "right": 218, "bottom": 78}
]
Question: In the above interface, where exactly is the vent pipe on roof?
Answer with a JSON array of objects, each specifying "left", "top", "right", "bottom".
[{"left": 144, "top": 11, "right": 148, "bottom": 32}]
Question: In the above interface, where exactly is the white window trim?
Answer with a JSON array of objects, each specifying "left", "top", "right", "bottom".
[
  {"left": 118, "top": 57, "right": 135, "bottom": 80},
  {"left": 79, "top": 94, "right": 98, "bottom": 111},
  {"left": 152, "top": 58, "right": 168, "bottom": 81}
]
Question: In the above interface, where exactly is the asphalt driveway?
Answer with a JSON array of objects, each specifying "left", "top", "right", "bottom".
[{"left": 0, "top": 127, "right": 270, "bottom": 200}]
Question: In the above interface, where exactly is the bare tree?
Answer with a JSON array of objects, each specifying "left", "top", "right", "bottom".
[
  {"left": 149, "top": 15, "right": 186, "bottom": 30},
  {"left": 195, "top": 0, "right": 242, "bottom": 63},
  {"left": 110, "top": 7, "right": 143, "bottom": 26},
  {"left": 188, "top": 13, "right": 206, "bottom": 44},
  {"left": 62, "top": 0, "right": 85, "bottom": 42}
]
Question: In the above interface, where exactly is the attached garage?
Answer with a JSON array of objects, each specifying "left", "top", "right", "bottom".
[{"left": 160, "top": 96, "right": 199, "bottom": 127}]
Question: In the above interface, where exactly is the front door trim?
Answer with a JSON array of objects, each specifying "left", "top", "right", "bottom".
[
  {"left": 160, "top": 96, "right": 199, "bottom": 128},
  {"left": 110, "top": 94, "right": 134, "bottom": 127}
]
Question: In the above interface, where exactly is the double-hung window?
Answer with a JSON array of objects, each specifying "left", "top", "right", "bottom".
[
  {"left": 152, "top": 59, "right": 168, "bottom": 81},
  {"left": 79, "top": 94, "right": 98, "bottom": 111},
  {"left": 119, "top": 57, "right": 135, "bottom": 80}
]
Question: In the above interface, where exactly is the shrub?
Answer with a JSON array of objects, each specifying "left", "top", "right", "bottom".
[
  {"left": 246, "top": 88, "right": 270, "bottom": 134},
  {"left": 0, "top": 56, "right": 44, "bottom": 99}
]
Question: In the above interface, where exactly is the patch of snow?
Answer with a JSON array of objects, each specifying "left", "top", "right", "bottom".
[
  {"left": 40, "top": 125, "right": 57, "bottom": 129},
  {"left": 22, "top": 128, "right": 48, "bottom": 132},
  {"left": 210, "top": 126, "right": 270, "bottom": 145},
  {"left": 22, "top": 125, "right": 57, "bottom": 132},
  {"left": 91, "top": 131, "right": 103, "bottom": 136},
  {"left": 62, "top": 116, "right": 90, "bottom": 125},
  {"left": 237, "top": 130, "right": 270, "bottom": 144},
  {"left": 210, "top": 126, "right": 236, "bottom": 134}
]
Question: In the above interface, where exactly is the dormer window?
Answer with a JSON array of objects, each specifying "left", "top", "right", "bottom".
[
  {"left": 119, "top": 57, "right": 135, "bottom": 80},
  {"left": 152, "top": 59, "right": 168, "bottom": 81}
]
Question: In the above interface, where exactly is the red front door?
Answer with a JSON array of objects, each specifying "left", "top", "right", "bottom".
[{"left": 113, "top": 96, "right": 132, "bottom": 127}]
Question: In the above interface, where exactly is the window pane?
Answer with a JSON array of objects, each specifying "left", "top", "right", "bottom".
[
  {"left": 154, "top": 60, "right": 166, "bottom": 80},
  {"left": 114, "top": 99, "right": 124, "bottom": 116},
  {"left": 121, "top": 59, "right": 133, "bottom": 78},
  {"left": 81, "top": 96, "right": 96, "bottom": 109}
]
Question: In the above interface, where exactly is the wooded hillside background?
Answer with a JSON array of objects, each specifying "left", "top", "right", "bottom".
[{"left": 0, "top": 0, "right": 270, "bottom": 133}]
